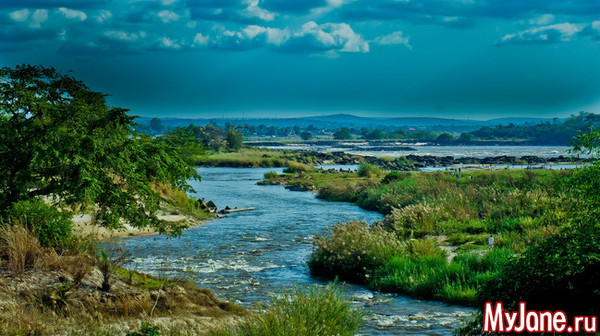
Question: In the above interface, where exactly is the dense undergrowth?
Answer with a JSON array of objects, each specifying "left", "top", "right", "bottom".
[
  {"left": 268, "top": 130, "right": 600, "bottom": 334},
  {"left": 268, "top": 162, "right": 587, "bottom": 308}
]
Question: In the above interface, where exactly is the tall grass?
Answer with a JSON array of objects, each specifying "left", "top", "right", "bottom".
[
  {"left": 308, "top": 220, "right": 405, "bottom": 283},
  {"left": 198, "top": 148, "right": 290, "bottom": 167},
  {"left": 357, "top": 163, "right": 382, "bottom": 178},
  {"left": 369, "top": 248, "right": 513, "bottom": 305},
  {"left": 207, "top": 284, "right": 363, "bottom": 336},
  {"left": 0, "top": 225, "right": 41, "bottom": 275}
]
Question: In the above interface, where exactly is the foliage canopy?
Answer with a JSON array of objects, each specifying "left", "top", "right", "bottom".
[{"left": 0, "top": 65, "right": 200, "bottom": 234}]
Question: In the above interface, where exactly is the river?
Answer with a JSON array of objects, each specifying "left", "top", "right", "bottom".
[
  {"left": 106, "top": 167, "right": 474, "bottom": 335},
  {"left": 264, "top": 144, "right": 571, "bottom": 158}
]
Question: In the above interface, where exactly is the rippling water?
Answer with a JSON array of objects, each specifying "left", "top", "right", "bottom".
[{"left": 104, "top": 167, "right": 474, "bottom": 335}]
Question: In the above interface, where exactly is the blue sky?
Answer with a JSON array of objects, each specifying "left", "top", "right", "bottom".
[{"left": 1, "top": 0, "right": 599, "bottom": 119}]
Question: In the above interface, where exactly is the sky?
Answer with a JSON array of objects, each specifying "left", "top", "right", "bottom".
[{"left": 1, "top": 0, "right": 600, "bottom": 119}]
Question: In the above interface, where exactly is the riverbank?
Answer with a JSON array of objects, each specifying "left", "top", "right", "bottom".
[
  {"left": 71, "top": 213, "right": 211, "bottom": 240},
  {"left": 260, "top": 166, "right": 571, "bottom": 306}
]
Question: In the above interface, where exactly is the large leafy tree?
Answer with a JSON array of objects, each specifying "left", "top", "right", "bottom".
[{"left": 0, "top": 65, "right": 200, "bottom": 234}]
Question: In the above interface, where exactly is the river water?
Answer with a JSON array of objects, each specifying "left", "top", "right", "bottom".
[
  {"left": 264, "top": 144, "right": 572, "bottom": 158},
  {"left": 107, "top": 167, "right": 474, "bottom": 335}
]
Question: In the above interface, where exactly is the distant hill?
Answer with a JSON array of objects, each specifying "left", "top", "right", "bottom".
[{"left": 135, "top": 114, "right": 565, "bottom": 131}]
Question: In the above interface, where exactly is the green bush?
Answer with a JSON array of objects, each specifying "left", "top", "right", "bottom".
[
  {"left": 5, "top": 199, "right": 72, "bottom": 248},
  {"left": 309, "top": 220, "right": 405, "bottom": 282},
  {"left": 263, "top": 171, "right": 279, "bottom": 180},
  {"left": 126, "top": 323, "right": 160, "bottom": 336},
  {"left": 357, "top": 163, "right": 382, "bottom": 178},
  {"left": 208, "top": 284, "right": 363, "bottom": 336},
  {"left": 283, "top": 162, "right": 314, "bottom": 174}
]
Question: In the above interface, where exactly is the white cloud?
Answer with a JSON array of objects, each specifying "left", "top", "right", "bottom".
[
  {"left": 10, "top": 9, "right": 47, "bottom": 28},
  {"left": 157, "top": 10, "right": 180, "bottom": 23},
  {"left": 375, "top": 31, "right": 411, "bottom": 48},
  {"left": 242, "top": 25, "right": 267, "bottom": 39},
  {"left": 299, "top": 21, "right": 369, "bottom": 53},
  {"left": 266, "top": 27, "right": 290, "bottom": 45},
  {"left": 104, "top": 30, "right": 146, "bottom": 42},
  {"left": 159, "top": 37, "right": 182, "bottom": 49},
  {"left": 208, "top": 21, "right": 368, "bottom": 54},
  {"left": 500, "top": 22, "right": 585, "bottom": 44},
  {"left": 326, "top": 0, "right": 344, "bottom": 7},
  {"left": 310, "top": 0, "right": 345, "bottom": 17},
  {"left": 29, "top": 9, "right": 48, "bottom": 29},
  {"left": 95, "top": 10, "right": 112, "bottom": 23},
  {"left": 193, "top": 33, "right": 209, "bottom": 46},
  {"left": 9, "top": 9, "right": 30, "bottom": 22},
  {"left": 529, "top": 14, "right": 555, "bottom": 25},
  {"left": 240, "top": 0, "right": 276, "bottom": 22},
  {"left": 58, "top": 7, "right": 87, "bottom": 21}
]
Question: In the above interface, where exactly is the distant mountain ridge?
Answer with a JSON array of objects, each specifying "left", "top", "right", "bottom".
[{"left": 136, "top": 114, "right": 565, "bottom": 131}]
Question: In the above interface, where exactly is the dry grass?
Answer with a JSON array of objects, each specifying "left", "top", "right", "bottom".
[{"left": 0, "top": 225, "right": 41, "bottom": 275}]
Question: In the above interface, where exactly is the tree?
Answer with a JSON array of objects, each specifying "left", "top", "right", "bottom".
[
  {"left": 435, "top": 132, "right": 455, "bottom": 143},
  {"left": 459, "top": 132, "right": 475, "bottom": 142},
  {"left": 333, "top": 127, "right": 353, "bottom": 140},
  {"left": 0, "top": 65, "right": 199, "bottom": 234},
  {"left": 226, "top": 128, "right": 243, "bottom": 150},
  {"left": 300, "top": 131, "right": 312, "bottom": 140},
  {"left": 364, "top": 129, "right": 385, "bottom": 140}
]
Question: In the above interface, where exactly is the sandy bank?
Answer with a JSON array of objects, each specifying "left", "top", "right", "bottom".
[{"left": 72, "top": 213, "right": 214, "bottom": 240}]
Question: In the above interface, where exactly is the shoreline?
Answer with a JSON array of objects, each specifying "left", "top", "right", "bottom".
[{"left": 72, "top": 213, "right": 215, "bottom": 241}]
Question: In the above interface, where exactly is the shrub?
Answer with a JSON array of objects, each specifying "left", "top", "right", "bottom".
[
  {"left": 6, "top": 199, "right": 72, "bottom": 248},
  {"left": 208, "top": 284, "right": 363, "bottom": 336},
  {"left": 308, "top": 220, "right": 405, "bottom": 282},
  {"left": 357, "top": 163, "right": 382, "bottom": 178},
  {"left": 263, "top": 171, "right": 279, "bottom": 180},
  {"left": 283, "top": 162, "right": 314, "bottom": 174},
  {"left": 384, "top": 203, "right": 438, "bottom": 237},
  {"left": 127, "top": 323, "right": 160, "bottom": 336}
]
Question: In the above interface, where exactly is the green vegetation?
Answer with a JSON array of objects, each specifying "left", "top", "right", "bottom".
[
  {"left": 0, "top": 65, "right": 201, "bottom": 236},
  {"left": 197, "top": 147, "right": 326, "bottom": 168},
  {"left": 271, "top": 164, "right": 573, "bottom": 306},
  {"left": 470, "top": 112, "right": 600, "bottom": 144},
  {"left": 277, "top": 129, "right": 600, "bottom": 335},
  {"left": 333, "top": 127, "right": 353, "bottom": 140},
  {"left": 370, "top": 248, "right": 513, "bottom": 305},
  {"left": 207, "top": 284, "right": 363, "bottom": 336},
  {"left": 126, "top": 323, "right": 161, "bottom": 336},
  {"left": 283, "top": 161, "right": 316, "bottom": 174},
  {"left": 6, "top": 199, "right": 72, "bottom": 248},
  {"left": 357, "top": 163, "right": 383, "bottom": 178},
  {"left": 457, "top": 128, "right": 600, "bottom": 334}
]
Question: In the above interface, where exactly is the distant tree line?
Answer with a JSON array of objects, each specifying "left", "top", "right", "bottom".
[
  {"left": 331, "top": 112, "right": 599, "bottom": 145},
  {"left": 138, "top": 112, "right": 600, "bottom": 146}
]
